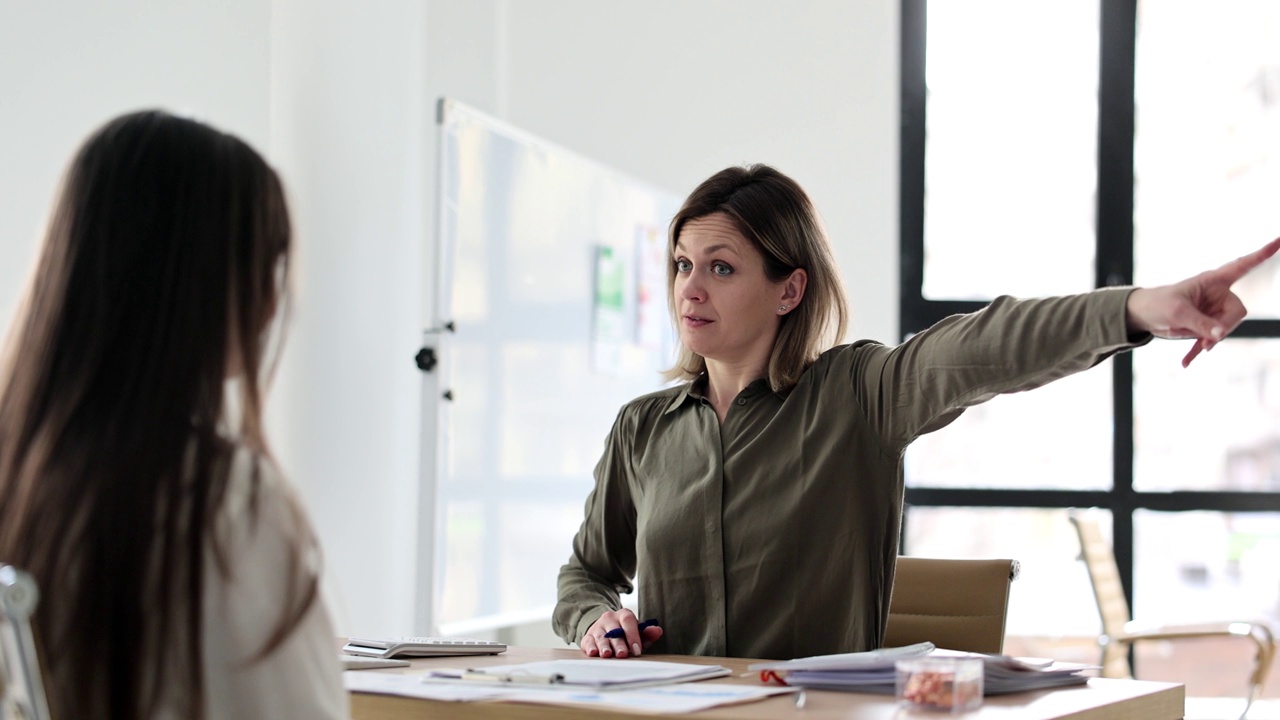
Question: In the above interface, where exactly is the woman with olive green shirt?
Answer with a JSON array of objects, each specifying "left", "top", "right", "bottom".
[
  {"left": 556, "top": 288, "right": 1141, "bottom": 660},
  {"left": 554, "top": 164, "right": 1278, "bottom": 661}
]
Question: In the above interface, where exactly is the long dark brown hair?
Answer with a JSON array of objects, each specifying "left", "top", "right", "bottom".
[
  {"left": 664, "top": 164, "right": 849, "bottom": 391},
  {"left": 0, "top": 110, "right": 311, "bottom": 719}
]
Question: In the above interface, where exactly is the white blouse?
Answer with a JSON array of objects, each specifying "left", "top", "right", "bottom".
[{"left": 164, "top": 448, "right": 349, "bottom": 719}]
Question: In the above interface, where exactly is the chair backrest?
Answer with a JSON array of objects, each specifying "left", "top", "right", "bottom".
[
  {"left": 0, "top": 564, "right": 50, "bottom": 720},
  {"left": 1067, "top": 510, "right": 1135, "bottom": 679},
  {"left": 883, "top": 556, "right": 1019, "bottom": 655}
]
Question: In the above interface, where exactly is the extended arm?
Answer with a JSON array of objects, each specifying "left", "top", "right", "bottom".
[
  {"left": 853, "top": 238, "right": 1280, "bottom": 450},
  {"left": 850, "top": 287, "right": 1145, "bottom": 450}
]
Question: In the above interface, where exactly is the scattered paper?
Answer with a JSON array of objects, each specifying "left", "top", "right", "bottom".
[
  {"left": 346, "top": 671, "right": 793, "bottom": 714},
  {"left": 428, "top": 658, "right": 731, "bottom": 690},
  {"left": 345, "top": 671, "right": 508, "bottom": 701},
  {"left": 502, "top": 683, "right": 795, "bottom": 714}
]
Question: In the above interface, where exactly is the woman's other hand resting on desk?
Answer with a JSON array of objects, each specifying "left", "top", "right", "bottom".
[
  {"left": 581, "top": 610, "right": 664, "bottom": 659},
  {"left": 1126, "top": 237, "right": 1280, "bottom": 367}
]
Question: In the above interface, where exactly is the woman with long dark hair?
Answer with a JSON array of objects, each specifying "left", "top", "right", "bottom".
[{"left": 0, "top": 111, "right": 347, "bottom": 718}]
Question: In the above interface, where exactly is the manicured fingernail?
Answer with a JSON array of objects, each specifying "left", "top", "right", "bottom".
[
  {"left": 633, "top": 642, "right": 641, "bottom": 656},
  {"left": 1211, "top": 326, "right": 1225, "bottom": 339}
]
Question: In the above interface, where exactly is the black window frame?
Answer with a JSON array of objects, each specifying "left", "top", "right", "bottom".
[{"left": 899, "top": 0, "right": 1280, "bottom": 623}]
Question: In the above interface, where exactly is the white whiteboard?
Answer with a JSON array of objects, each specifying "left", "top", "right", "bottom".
[{"left": 420, "top": 100, "right": 681, "bottom": 634}]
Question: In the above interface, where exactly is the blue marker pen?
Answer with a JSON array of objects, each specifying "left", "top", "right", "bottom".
[{"left": 604, "top": 618, "right": 660, "bottom": 639}]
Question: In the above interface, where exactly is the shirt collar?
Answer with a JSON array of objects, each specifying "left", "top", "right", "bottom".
[
  {"left": 663, "top": 377, "right": 704, "bottom": 415},
  {"left": 662, "top": 375, "right": 774, "bottom": 414}
]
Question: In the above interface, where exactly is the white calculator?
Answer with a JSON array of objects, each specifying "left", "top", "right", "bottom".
[{"left": 342, "top": 636, "right": 507, "bottom": 659}]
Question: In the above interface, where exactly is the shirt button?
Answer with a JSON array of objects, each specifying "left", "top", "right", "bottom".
[{"left": 736, "top": 398, "right": 747, "bottom": 406}]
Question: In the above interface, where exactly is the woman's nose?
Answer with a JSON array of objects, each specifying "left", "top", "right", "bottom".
[{"left": 678, "top": 277, "right": 704, "bottom": 303}]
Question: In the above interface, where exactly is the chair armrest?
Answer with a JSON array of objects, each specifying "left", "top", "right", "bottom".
[{"left": 1109, "top": 620, "right": 1275, "bottom": 688}]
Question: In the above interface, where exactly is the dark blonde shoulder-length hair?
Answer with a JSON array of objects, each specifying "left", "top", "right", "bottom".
[{"left": 663, "top": 164, "right": 849, "bottom": 392}]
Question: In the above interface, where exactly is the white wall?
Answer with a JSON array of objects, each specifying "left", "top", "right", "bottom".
[
  {"left": 267, "top": 0, "right": 431, "bottom": 637},
  {"left": 427, "top": 0, "right": 901, "bottom": 345},
  {"left": 0, "top": 2, "right": 271, "bottom": 346},
  {"left": 0, "top": 0, "right": 899, "bottom": 640}
]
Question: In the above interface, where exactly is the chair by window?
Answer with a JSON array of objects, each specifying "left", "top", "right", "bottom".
[
  {"left": 0, "top": 564, "right": 49, "bottom": 720},
  {"left": 1068, "top": 510, "right": 1276, "bottom": 719},
  {"left": 882, "top": 556, "right": 1020, "bottom": 654}
]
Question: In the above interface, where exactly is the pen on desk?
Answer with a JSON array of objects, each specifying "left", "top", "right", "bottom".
[{"left": 603, "top": 618, "right": 660, "bottom": 639}]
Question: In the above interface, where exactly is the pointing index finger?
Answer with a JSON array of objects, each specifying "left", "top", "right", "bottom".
[{"left": 1214, "top": 237, "right": 1280, "bottom": 284}]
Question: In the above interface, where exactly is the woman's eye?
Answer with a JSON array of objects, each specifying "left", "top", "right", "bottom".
[
  {"left": 675, "top": 259, "right": 693, "bottom": 272},
  {"left": 712, "top": 263, "right": 733, "bottom": 276}
]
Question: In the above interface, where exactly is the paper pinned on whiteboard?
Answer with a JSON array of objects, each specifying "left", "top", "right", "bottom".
[
  {"left": 634, "top": 224, "right": 670, "bottom": 353},
  {"left": 592, "top": 244, "right": 628, "bottom": 374}
]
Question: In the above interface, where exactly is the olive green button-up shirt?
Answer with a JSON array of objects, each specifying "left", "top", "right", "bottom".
[{"left": 554, "top": 289, "right": 1146, "bottom": 660}]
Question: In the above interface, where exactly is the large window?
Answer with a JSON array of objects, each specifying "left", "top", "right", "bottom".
[{"left": 901, "top": 0, "right": 1280, "bottom": 697}]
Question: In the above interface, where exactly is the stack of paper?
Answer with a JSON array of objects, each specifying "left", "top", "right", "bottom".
[{"left": 748, "top": 643, "right": 1096, "bottom": 695}]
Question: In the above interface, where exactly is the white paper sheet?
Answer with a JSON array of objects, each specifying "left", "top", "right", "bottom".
[
  {"left": 344, "top": 671, "right": 510, "bottom": 701},
  {"left": 502, "top": 682, "right": 796, "bottom": 714},
  {"left": 345, "top": 671, "right": 795, "bottom": 714},
  {"left": 428, "top": 658, "right": 731, "bottom": 690}
]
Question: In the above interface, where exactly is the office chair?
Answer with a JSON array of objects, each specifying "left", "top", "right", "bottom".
[
  {"left": 882, "top": 556, "right": 1020, "bottom": 654},
  {"left": 0, "top": 564, "right": 50, "bottom": 720},
  {"left": 1068, "top": 510, "right": 1276, "bottom": 720}
]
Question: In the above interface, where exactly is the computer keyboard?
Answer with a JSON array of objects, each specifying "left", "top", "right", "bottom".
[{"left": 342, "top": 636, "right": 508, "bottom": 659}]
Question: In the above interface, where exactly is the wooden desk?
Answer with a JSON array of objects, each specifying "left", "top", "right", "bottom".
[{"left": 349, "top": 646, "right": 1184, "bottom": 720}]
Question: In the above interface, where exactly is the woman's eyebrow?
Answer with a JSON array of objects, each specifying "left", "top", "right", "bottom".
[{"left": 674, "top": 241, "right": 741, "bottom": 257}]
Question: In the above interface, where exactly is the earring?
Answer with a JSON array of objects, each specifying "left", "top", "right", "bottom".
[{"left": 778, "top": 305, "right": 789, "bottom": 313}]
